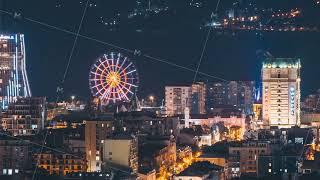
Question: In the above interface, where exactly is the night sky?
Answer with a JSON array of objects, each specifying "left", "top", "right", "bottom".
[{"left": 1, "top": 0, "right": 320, "bottom": 101}]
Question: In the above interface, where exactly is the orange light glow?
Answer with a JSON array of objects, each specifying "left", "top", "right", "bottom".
[{"left": 106, "top": 71, "right": 121, "bottom": 88}]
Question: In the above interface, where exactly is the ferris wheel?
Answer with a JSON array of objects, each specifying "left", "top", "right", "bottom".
[{"left": 89, "top": 52, "right": 139, "bottom": 104}]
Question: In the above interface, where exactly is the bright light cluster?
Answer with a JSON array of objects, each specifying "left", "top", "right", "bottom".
[{"left": 89, "top": 52, "right": 139, "bottom": 104}]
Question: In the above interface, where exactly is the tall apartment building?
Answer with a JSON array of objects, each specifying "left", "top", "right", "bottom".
[
  {"left": 103, "top": 134, "right": 138, "bottom": 173},
  {"left": 0, "top": 34, "right": 31, "bottom": 109},
  {"left": 165, "top": 83, "right": 206, "bottom": 116},
  {"left": 191, "top": 82, "right": 206, "bottom": 114},
  {"left": 206, "top": 81, "right": 255, "bottom": 114},
  {"left": 1, "top": 97, "right": 46, "bottom": 136},
  {"left": 0, "top": 137, "right": 30, "bottom": 175},
  {"left": 206, "top": 82, "right": 228, "bottom": 110},
  {"left": 262, "top": 58, "right": 301, "bottom": 128},
  {"left": 85, "top": 118, "right": 113, "bottom": 172},
  {"left": 165, "top": 85, "right": 191, "bottom": 116}
]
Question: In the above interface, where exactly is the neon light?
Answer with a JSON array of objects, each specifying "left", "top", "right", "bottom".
[{"left": 0, "top": 35, "right": 14, "bottom": 40}]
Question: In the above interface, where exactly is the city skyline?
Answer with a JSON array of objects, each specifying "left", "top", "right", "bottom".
[
  {"left": 0, "top": 0, "right": 319, "bottom": 101},
  {"left": 1, "top": 1, "right": 320, "bottom": 180}
]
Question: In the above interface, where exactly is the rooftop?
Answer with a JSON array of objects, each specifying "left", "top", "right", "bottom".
[
  {"left": 263, "top": 58, "right": 301, "bottom": 68},
  {"left": 177, "top": 161, "right": 222, "bottom": 177}
]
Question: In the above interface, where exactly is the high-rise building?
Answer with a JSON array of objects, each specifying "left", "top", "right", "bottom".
[
  {"left": 1, "top": 97, "right": 46, "bottom": 136},
  {"left": 262, "top": 58, "right": 301, "bottom": 128},
  {"left": 85, "top": 118, "right": 114, "bottom": 172},
  {"left": 165, "top": 85, "right": 191, "bottom": 116},
  {"left": 0, "top": 34, "right": 31, "bottom": 109},
  {"left": 228, "top": 81, "right": 255, "bottom": 112},
  {"left": 103, "top": 134, "right": 138, "bottom": 173},
  {"left": 206, "top": 81, "right": 255, "bottom": 114},
  {"left": 206, "top": 82, "right": 228, "bottom": 111},
  {"left": 191, "top": 82, "right": 206, "bottom": 114}
]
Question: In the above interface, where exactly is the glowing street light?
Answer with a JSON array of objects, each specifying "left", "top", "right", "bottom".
[{"left": 149, "top": 95, "right": 155, "bottom": 102}]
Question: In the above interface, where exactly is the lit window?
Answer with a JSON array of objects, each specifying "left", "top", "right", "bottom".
[
  {"left": 268, "top": 169, "right": 271, "bottom": 173},
  {"left": 285, "top": 169, "right": 287, "bottom": 173},
  {"left": 8, "top": 169, "right": 12, "bottom": 175},
  {"left": 3, "top": 169, "right": 7, "bottom": 175},
  {"left": 14, "top": 169, "right": 18, "bottom": 173}
]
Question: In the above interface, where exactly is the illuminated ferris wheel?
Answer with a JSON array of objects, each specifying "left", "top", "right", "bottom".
[{"left": 89, "top": 52, "right": 139, "bottom": 104}]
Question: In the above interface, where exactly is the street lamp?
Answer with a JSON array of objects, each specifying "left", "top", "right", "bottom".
[{"left": 149, "top": 95, "right": 154, "bottom": 102}]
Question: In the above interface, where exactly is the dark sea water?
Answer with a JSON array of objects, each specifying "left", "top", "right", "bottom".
[{"left": 2, "top": 0, "right": 320, "bottom": 101}]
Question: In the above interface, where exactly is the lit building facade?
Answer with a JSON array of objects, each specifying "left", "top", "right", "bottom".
[
  {"left": 84, "top": 119, "right": 113, "bottom": 172},
  {"left": 228, "top": 141, "right": 271, "bottom": 178},
  {"left": 206, "top": 82, "right": 228, "bottom": 111},
  {"left": 34, "top": 151, "right": 87, "bottom": 176},
  {"left": 191, "top": 82, "right": 206, "bottom": 114},
  {"left": 1, "top": 97, "right": 46, "bottom": 136},
  {"left": 0, "top": 34, "right": 31, "bottom": 109},
  {"left": 0, "top": 137, "right": 30, "bottom": 175},
  {"left": 140, "top": 138, "right": 176, "bottom": 178},
  {"left": 103, "top": 134, "right": 138, "bottom": 173},
  {"left": 253, "top": 103, "right": 262, "bottom": 121},
  {"left": 262, "top": 58, "right": 301, "bottom": 128},
  {"left": 206, "top": 81, "right": 255, "bottom": 114},
  {"left": 228, "top": 81, "right": 255, "bottom": 114},
  {"left": 165, "top": 86, "right": 191, "bottom": 116}
]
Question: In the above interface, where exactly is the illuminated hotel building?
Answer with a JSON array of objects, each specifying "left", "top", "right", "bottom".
[
  {"left": 262, "top": 58, "right": 301, "bottom": 128},
  {"left": 0, "top": 34, "right": 31, "bottom": 109}
]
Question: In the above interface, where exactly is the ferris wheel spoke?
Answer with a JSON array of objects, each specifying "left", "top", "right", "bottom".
[
  {"left": 117, "top": 82, "right": 134, "bottom": 95},
  {"left": 121, "top": 69, "right": 137, "bottom": 77},
  {"left": 91, "top": 81, "right": 108, "bottom": 89},
  {"left": 94, "top": 64, "right": 106, "bottom": 73},
  {"left": 94, "top": 85, "right": 107, "bottom": 96},
  {"left": 101, "top": 87, "right": 112, "bottom": 100},
  {"left": 115, "top": 85, "right": 129, "bottom": 101},
  {"left": 110, "top": 53, "right": 115, "bottom": 72},
  {"left": 118, "top": 57, "right": 127, "bottom": 72},
  {"left": 120, "top": 62, "right": 133, "bottom": 75},
  {"left": 119, "top": 80, "right": 138, "bottom": 88},
  {"left": 104, "top": 58, "right": 111, "bottom": 72},
  {"left": 90, "top": 71, "right": 108, "bottom": 81},
  {"left": 115, "top": 54, "right": 120, "bottom": 72},
  {"left": 90, "top": 71, "right": 103, "bottom": 77},
  {"left": 99, "top": 59, "right": 111, "bottom": 75}
]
